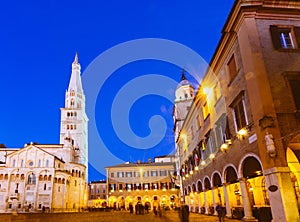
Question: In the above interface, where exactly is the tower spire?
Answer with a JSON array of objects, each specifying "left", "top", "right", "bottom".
[
  {"left": 181, "top": 68, "right": 186, "bottom": 81},
  {"left": 68, "top": 52, "right": 83, "bottom": 93},
  {"left": 73, "top": 51, "right": 79, "bottom": 64}
]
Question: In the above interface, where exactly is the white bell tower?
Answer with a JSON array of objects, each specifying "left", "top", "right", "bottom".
[
  {"left": 173, "top": 69, "right": 195, "bottom": 141},
  {"left": 59, "top": 52, "right": 88, "bottom": 172}
]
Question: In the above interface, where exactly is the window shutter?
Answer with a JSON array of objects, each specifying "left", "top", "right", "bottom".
[
  {"left": 294, "top": 26, "right": 300, "bottom": 47},
  {"left": 270, "top": 25, "right": 281, "bottom": 49}
]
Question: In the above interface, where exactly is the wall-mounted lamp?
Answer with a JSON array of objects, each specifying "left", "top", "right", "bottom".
[
  {"left": 220, "top": 139, "right": 232, "bottom": 153},
  {"left": 237, "top": 128, "right": 248, "bottom": 140},
  {"left": 209, "top": 153, "right": 216, "bottom": 161}
]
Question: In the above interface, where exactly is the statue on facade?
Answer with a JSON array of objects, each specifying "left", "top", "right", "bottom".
[{"left": 265, "top": 132, "right": 276, "bottom": 157}]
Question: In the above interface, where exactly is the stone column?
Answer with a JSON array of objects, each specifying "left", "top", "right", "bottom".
[
  {"left": 204, "top": 190, "right": 208, "bottom": 214},
  {"left": 192, "top": 194, "right": 195, "bottom": 212},
  {"left": 223, "top": 183, "right": 232, "bottom": 218},
  {"left": 212, "top": 187, "right": 217, "bottom": 215},
  {"left": 264, "top": 167, "right": 300, "bottom": 222},
  {"left": 239, "top": 178, "right": 257, "bottom": 221},
  {"left": 198, "top": 193, "right": 201, "bottom": 213},
  {"left": 188, "top": 196, "right": 191, "bottom": 211}
]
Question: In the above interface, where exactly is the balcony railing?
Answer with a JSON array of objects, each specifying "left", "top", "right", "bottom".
[{"left": 10, "top": 193, "right": 19, "bottom": 199}]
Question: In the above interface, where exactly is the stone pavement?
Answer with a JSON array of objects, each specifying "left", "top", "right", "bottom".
[{"left": 0, "top": 210, "right": 241, "bottom": 222}]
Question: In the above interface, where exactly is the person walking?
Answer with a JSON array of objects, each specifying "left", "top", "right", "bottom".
[
  {"left": 216, "top": 203, "right": 225, "bottom": 222},
  {"left": 179, "top": 203, "right": 189, "bottom": 222},
  {"left": 129, "top": 203, "right": 133, "bottom": 214}
]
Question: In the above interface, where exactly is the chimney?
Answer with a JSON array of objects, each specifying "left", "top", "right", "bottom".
[{"left": 148, "top": 158, "right": 152, "bottom": 163}]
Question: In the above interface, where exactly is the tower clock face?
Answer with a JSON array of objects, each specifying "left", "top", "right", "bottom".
[{"left": 0, "top": 151, "right": 6, "bottom": 163}]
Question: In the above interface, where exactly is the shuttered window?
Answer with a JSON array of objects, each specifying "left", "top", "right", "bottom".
[{"left": 270, "top": 25, "right": 300, "bottom": 50}]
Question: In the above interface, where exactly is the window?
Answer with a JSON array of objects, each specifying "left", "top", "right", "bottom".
[
  {"left": 21, "top": 159, "right": 24, "bottom": 167},
  {"left": 118, "top": 184, "right": 123, "bottom": 190},
  {"left": 160, "top": 170, "right": 167, "bottom": 176},
  {"left": 44, "top": 184, "right": 47, "bottom": 190},
  {"left": 110, "top": 172, "right": 114, "bottom": 178},
  {"left": 202, "top": 102, "right": 209, "bottom": 120},
  {"left": 286, "top": 74, "right": 300, "bottom": 110},
  {"left": 144, "top": 183, "right": 149, "bottom": 190},
  {"left": 143, "top": 171, "right": 148, "bottom": 177},
  {"left": 230, "top": 93, "right": 248, "bottom": 132},
  {"left": 270, "top": 25, "right": 300, "bottom": 49},
  {"left": 38, "top": 159, "right": 41, "bottom": 167},
  {"left": 118, "top": 172, "right": 123, "bottom": 178},
  {"left": 126, "top": 172, "right": 132, "bottom": 177},
  {"left": 45, "top": 160, "right": 49, "bottom": 167},
  {"left": 13, "top": 159, "right": 16, "bottom": 167},
  {"left": 151, "top": 171, "right": 157, "bottom": 177},
  {"left": 28, "top": 173, "right": 36, "bottom": 185},
  {"left": 227, "top": 54, "right": 238, "bottom": 80},
  {"left": 215, "top": 115, "right": 231, "bottom": 146}
]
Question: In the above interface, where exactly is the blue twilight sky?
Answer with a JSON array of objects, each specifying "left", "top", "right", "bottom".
[{"left": 0, "top": 0, "right": 234, "bottom": 182}]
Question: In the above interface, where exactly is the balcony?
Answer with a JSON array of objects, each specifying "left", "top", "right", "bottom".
[{"left": 10, "top": 193, "right": 20, "bottom": 200}]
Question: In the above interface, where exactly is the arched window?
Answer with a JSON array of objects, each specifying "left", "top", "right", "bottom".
[{"left": 28, "top": 173, "right": 36, "bottom": 185}]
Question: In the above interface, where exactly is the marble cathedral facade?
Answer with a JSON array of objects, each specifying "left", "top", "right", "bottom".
[{"left": 0, "top": 53, "right": 89, "bottom": 212}]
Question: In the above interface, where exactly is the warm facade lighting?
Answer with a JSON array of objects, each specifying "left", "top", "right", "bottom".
[
  {"left": 220, "top": 143, "right": 229, "bottom": 153},
  {"left": 200, "top": 160, "right": 206, "bottom": 166},
  {"left": 195, "top": 166, "right": 199, "bottom": 171},
  {"left": 190, "top": 170, "right": 193, "bottom": 175},
  {"left": 238, "top": 128, "right": 247, "bottom": 136},
  {"left": 209, "top": 153, "right": 216, "bottom": 160}
]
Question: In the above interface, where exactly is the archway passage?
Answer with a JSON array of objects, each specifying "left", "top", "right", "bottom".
[
  {"left": 213, "top": 173, "right": 222, "bottom": 187},
  {"left": 204, "top": 178, "right": 211, "bottom": 190},
  {"left": 286, "top": 147, "right": 300, "bottom": 210},
  {"left": 243, "top": 157, "right": 262, "bottom": 179},
  {"left": 225, "top": 166, "right": 238, "bottom": 184},
  {"left": 197, "top": 181, "right": 203, "bottom": 192}
]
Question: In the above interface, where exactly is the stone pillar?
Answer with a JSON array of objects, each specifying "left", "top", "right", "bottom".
[
  {"left": 198, "top": 193, "right": 201, "bottom": 213},
  {"left": 204, "top": 190, "right": 208, "bottom": 214},
  {"left": 188, "top": 196, "right": 191, "bottom": 211},
  {"left": 239, "top": 178, "right": 257, "bottom": 221},
  {"left": 192, "top": 194, "right": 195, "bottom": 212},
  {"left": 223, "top": 183, "right": 232, "bottom": 218},
  {"left": 212, "top": 187, "right": 217, "bottom": 215},
  {"left": 264, "top": 167, "right": 300, "bottom": 222}
]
